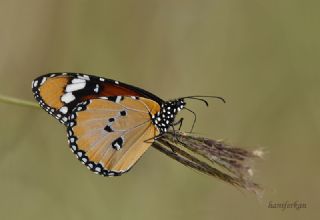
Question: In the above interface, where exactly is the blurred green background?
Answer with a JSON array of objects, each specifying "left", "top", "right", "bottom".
[{"left": 0, "top": 0, "right": 319, "bottom": 219}]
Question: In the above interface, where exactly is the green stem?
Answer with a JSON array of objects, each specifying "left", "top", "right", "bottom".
[{"left": 0, "top": 94, "right": 39, "bottom": 109}]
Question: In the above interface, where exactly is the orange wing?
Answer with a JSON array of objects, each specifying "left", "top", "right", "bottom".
[
  {"left": 67, "top": 96, "right": 160, "bottom": 176},
  {"left": 32, "top": 73, "right": 163, "bottom": 125}
]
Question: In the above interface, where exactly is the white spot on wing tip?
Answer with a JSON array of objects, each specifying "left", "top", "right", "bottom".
[
  {"left": 40, "top": 77, "right": 46, "bottom": 85},
  {"left": 65, "top": 82, "right": 86, "bottom": 92},
  {"left": 59, "top": 106, "right": 68, "bottom": 114},
  {"left": 61, "top": 92, "right": 75, "bottom": 103},
  {"left": 71, "top": 78, "right": 86, "bottom": 84},
  {"left": 78, "top": 74, "right": 90, "bottom": 80},
  {"left": 32, "top": 80, "right": 38, "bottom": 88}
]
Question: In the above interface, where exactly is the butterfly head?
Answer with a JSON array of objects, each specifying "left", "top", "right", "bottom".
[{"left": 151, "top": 99, "right": 186, "bottom": 133}]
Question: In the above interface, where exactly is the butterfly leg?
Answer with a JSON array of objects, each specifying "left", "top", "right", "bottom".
[
  {"left": 170, "top": 122, "right": 185, "bottom": 149},
  {"left": 173, "top": 117, "right": 184, "bottom": 131},
  {"left": 144, "top": 132, "right": 165, "bottom": 143}
]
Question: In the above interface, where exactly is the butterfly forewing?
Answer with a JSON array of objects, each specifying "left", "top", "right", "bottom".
[
  {"left": 67, "top": 96, "right": 160, "bottom": 176},
  {"left": 32, "top": 73, "right": 163, "bottom": 125}
]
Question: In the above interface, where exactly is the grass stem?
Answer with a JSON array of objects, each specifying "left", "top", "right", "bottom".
[{"left": 0, "top": 94, "right": 39, "bottom": 109}]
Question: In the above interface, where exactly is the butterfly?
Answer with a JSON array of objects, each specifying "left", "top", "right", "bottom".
[{"left": 32, "top": 73, "right": 224, "bottom": 176}]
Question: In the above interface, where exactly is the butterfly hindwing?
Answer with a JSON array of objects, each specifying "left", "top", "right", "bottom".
[
  {"left": 67, "top": 96, "right": 160, "bottom": 176},
  {"left": 32, "top": 73, "right": 163, "bottom": 125}
]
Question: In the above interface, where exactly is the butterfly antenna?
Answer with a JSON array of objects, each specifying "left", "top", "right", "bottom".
[
  {"left": 183, "top": 95, "right": 226, "bottom": 106},
  {"left": 184, "top": 107, "right": 197, "bottom": 133},
  {"left": 184, "top": 97, "right": 209, "bottom": 106}
]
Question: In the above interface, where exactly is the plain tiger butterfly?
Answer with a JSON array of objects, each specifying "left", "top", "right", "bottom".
[{"left": 32, "top": 73, "right": 224, "bottom": 176}]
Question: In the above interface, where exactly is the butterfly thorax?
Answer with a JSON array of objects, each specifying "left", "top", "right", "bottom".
[{"left": 151, "top": 99, "right": 186, "bottom": 133}]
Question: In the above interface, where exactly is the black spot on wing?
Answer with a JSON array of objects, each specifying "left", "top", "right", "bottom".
[
  {"left": 120, "top": 110, "right": 127, "bottom": 116},
  {"left": 112, "top": 137, "right": 124, "bottom": 150},
  {"left": 104, "top": 125, "right": 113, "bottom": 132}
]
